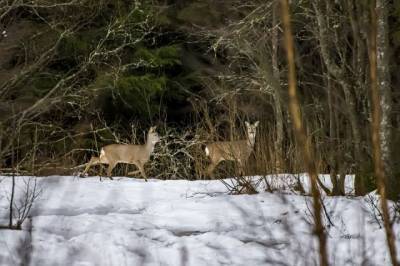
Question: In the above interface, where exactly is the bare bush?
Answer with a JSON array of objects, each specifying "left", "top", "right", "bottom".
[
  {"left": 1, "top": 176, "right": 41, "bottom": 230},
  {"left": 148, "top": 127, "right": 206, "bottom": 180}
]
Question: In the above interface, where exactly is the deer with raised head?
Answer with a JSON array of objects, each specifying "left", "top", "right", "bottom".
[
  {"left": 82, "top": 126, "right": 160, "bottom": 181},
  {"left": 205, "top": 121, "right": 259, "bottom": 177}
]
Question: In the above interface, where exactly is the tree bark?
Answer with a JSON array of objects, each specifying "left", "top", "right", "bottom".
[
  {"left": 376, "top": 0, "right": 398, "bottom": 200},
  {"left": 280, "top": 1, "right": 329, "bottom": 265},
  {"left": 370, "top": 1, "right": 398, "bottom": 264},
  {"left": 272, "top": 1, "right": 284, "bottom": 172}
]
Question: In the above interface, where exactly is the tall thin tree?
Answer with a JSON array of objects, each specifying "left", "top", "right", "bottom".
[
  {"left": 369, "top": 1, "right": 398, "bottom": 265},
  {"left": 280, "top": 1, "right": 329, "bottom": 265}
]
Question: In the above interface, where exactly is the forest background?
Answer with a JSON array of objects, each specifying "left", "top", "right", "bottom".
[{"left": 1, "top": 0, "right": 399, "bottom": 199}]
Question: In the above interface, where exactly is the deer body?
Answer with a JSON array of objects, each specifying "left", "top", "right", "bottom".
[
  {"left": 82, "top": 126, "right": 160, "bottom": 181},
  {"left": 205, "top": 121, "right": 259, "bottom": 176}
]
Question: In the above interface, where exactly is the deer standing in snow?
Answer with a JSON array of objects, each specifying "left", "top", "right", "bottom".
[
  {"left": 204, "top": 121, "right": 259, "bottom": 177},
  {"left": 82, "top": 126, "right": 160, "bottom": 181}
]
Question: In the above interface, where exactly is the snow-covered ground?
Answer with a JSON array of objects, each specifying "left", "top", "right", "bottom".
[{"left": 0, "top": 174, "right": 399, "bottom": 265}]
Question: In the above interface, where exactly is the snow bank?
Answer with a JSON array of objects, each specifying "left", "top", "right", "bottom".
[{"left": 0, "top": 175, "right": 398, "bottom": 265}]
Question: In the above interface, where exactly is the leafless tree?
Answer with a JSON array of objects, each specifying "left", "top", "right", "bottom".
[
  {"left": 280, "top": 1, "right": 328, "bottom": 265},
  {"left": 369, "top": 0, "right": 398, "bottom": 264}
]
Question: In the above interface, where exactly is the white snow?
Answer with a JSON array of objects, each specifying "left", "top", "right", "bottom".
[{"left": 0, "top": 174, "right": 399, "bottom": 266}]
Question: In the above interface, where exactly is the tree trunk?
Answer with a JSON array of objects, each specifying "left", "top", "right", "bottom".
[
  {"left": 327, "top": 76, "right": 344, "bottom": 195},
  {"left": 369, "top": 1, "right": 399, "bottom": 264},
  {"left": 272, "top": 1, "right": 284, "bottom": 172},
  {"left": 376, "top": 0, "right": 398, "bottom": 200},
  {"left": 280, "top": 1, "right": 329, "bottom": 264}
]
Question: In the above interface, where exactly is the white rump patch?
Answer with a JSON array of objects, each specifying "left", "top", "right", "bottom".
[
  {"left": 100, "top": 149, "right": 105, "bottom": 159},
  {"left": 205, "top": 147, "right": 209, "bottom": 156}
]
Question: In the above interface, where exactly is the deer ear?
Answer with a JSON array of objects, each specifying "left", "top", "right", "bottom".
[
  {"left": 254, "top": 121, "right": 259, "bottom": 127},
  {"left": 245, "top": 121, "right": 250, "bottom": 127}
]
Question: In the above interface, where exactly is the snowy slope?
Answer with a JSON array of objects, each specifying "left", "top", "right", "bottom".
[{"left": 0, "top": 175, "right": 398, "bottom": 266}]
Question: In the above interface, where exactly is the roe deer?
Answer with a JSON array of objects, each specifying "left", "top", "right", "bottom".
[
  {"left": 82, "top": 126, "right": 160, "bottom": 181},
  {"left": 205, "top": 121, "right": 259, "bottom": 177}
]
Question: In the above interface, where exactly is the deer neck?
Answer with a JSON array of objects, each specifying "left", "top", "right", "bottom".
[
  {"left": 247, "top": 133, "right": 256, "bottom": 149},
  {"left": 145, "top": 134, "right": 156, "bottom": 155}
]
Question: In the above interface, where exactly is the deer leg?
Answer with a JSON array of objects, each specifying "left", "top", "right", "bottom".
[
  {"left": 206, "top": 163, "right": 216, "bottom": 177},
  {"left": 127, "top": 170, "right": 141, "bottom": 176},
  {"left": 237, "top": 160, "right": 245, "bottom": 176},
  {"left": 137, "top": 163, "right": 148, "bottom": 182},
  {"left": 82, "top": 156, "right": 101, "bottom": 177},
  {"left": 106, "top": 162, "right": 116, "bottom": 180},
  {"left": 127, "top": 162, "right": 141, "bottom": 176},
  {"left": 206, "top": 159, "right": 222, "bottom": 178}
]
